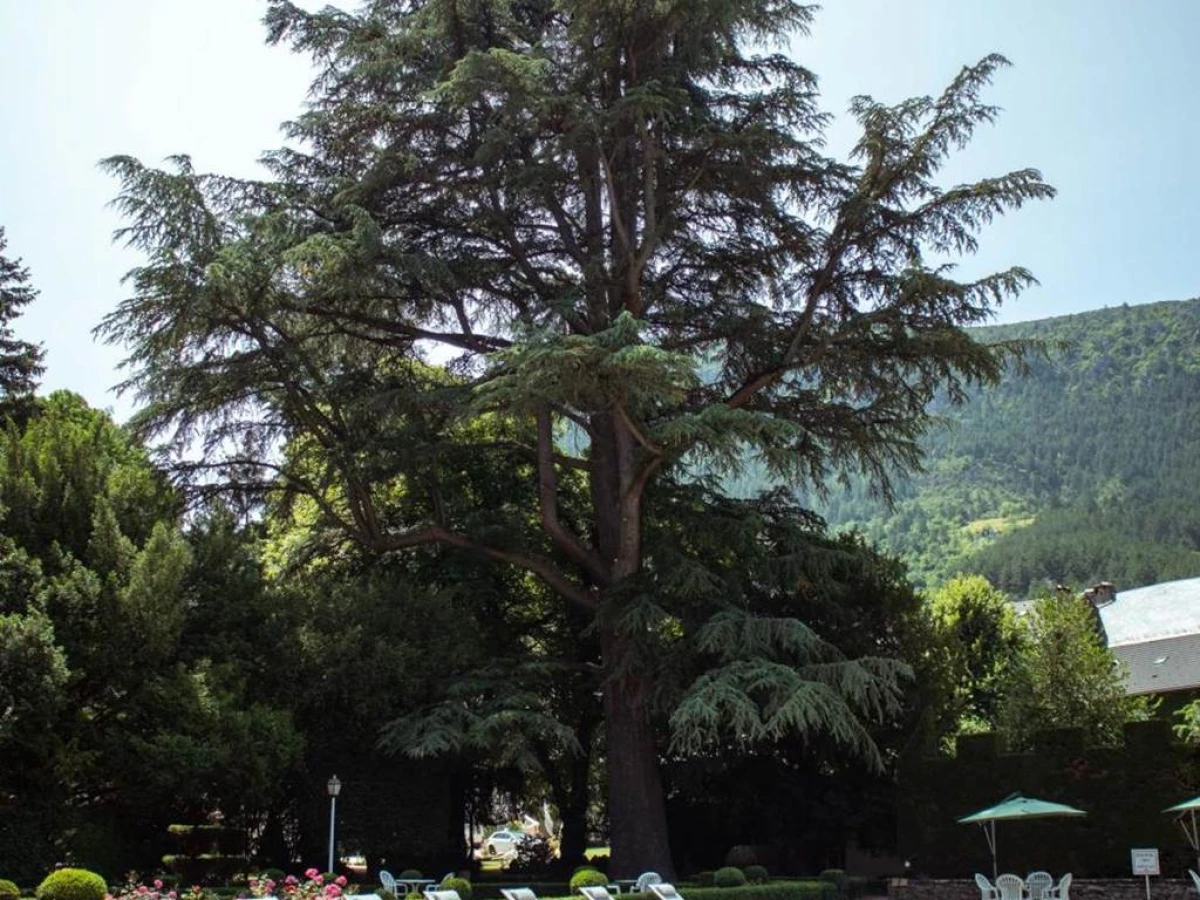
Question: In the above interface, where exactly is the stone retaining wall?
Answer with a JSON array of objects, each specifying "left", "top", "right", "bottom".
[{"left": 888, "top": 879, "right": 1193, "bottom": 900}]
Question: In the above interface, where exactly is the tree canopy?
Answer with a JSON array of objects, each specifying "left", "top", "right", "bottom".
[
  {"left": 0, "top": 227, "right": 45, "bottom": 417},
  {"left": 100, "top": 0, "right": 1051, "bottom": 874}
]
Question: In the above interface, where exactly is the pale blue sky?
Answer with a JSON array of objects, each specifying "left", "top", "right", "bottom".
[{"left": 2, "top": 1, "right": 1198, "bottom": 416}]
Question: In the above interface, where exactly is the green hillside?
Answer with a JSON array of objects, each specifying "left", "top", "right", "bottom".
[{"left": 798, "top": 299, "right": 1200, "bottom": 595}]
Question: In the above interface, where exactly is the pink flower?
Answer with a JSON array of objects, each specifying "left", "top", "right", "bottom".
[
  {"left": 305, "top": 870, "right": 319, "bottom": 880},
  {"left": 324, "top": 886, "right": 342, "bottom": 898},
  {"left": 285, "top": 877, "right": 298, "bottom": 886},
  {"left": 154, "top": 883, "right": 164, "bottom": 891},
  {"left": 335, "top": 878, "right": 347, "bottom": 888},
  {"left": 314, "top": 877, "right": 324, "bottom": 886},
  {"left": 265, "top": 882, "right": 276, "bottom": 893}
]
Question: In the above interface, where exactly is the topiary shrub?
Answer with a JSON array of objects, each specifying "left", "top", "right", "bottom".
[
  {"left": 713, "top": 868, "right": 746, "bottom": 889},
  {"left": 440, "top": 877, "right": 471, "bottom": 900},
  {"left": 399, "top": 871, "right": 423, "bottom": 881},
  {"left": 818, "top": 870, "right": 847, "bottom": 900},
  {"left": 744, "top": 866, "right": 769, "bottom": 885},
  {"left": 0, "top": 879, "right": 20, "bottom": 900},
  {"left": 36, "top": 869, "right": 108, "bottom": 900},
  {"left": 569, "top": 869, "right": 608, "bottom": 893}
]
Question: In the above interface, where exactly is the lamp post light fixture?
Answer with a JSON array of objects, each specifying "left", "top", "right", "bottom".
[{"left": 327, "top": 775, "right": 342, "bottom": 874}]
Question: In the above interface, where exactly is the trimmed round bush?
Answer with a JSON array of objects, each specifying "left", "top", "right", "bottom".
[
  {"left": 0, "top": 879, "right": 20, "bottom": 900},
  {"left": 399, "top": 871, "right": 423, "bottom": 881},
  {"left": 744, "top": 866, "right": 769, "bottom": 885},
  {"left": 440, "top": 877, "right": 471, "bottom": 900},
  {"left": 36, "top": 869, "right": 107, "bottom": 900},
  {"left": 713, "top": 868, "right": 746, "bottom": 889},
  {"left": 569, "top": 869, "right": 609, "bottom": 893},
  {"left": 818, "top": 870, "right": 847, "bottom": 900}
]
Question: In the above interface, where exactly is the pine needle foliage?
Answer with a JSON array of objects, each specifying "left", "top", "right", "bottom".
[
  {"left": 98, "top": 0, "right": 1051, "bottom": 874},
  {"left": 0, "top": 228, "right": 45, "bottom": 414}
]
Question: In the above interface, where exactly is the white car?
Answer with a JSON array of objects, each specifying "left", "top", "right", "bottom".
[{"left": 484, "top": 828, "right": 526, "bottom": 857}]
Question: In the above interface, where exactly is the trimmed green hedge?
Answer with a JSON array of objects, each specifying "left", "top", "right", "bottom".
[
  {"left": 35, "top": 870, "right": 107, "bottom": 900},
  {"left": 532, "top": 884, "right": 836, "bottom": 900}
]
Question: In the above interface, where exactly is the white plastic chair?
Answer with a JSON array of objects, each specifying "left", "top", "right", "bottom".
[
  {"left": 501, "top": 890, "right": 539, "bottom": 900},
  {"left": 635, "top": 875, "right": 662, "bottom": 894},
  {"left": 1049, "top": 873, "right": 1071, "bottom": 900},
  {"left": 1189, "top": 870, "right": 1200, "bottom": 896},
  {"left": 579, "top": 887, "right": 617, "bottom": 900},
  {"left": 648, "top": 885, "right": 683, "bottom": 900},
  {"left": 995, "top": 874, "right": 1024, "bottom": 900},
  {"left": 1025, "top": 871, "right": 1053, "bottom": 900},
  {"left": 380, "top": 872, "right": 401, "bottom": 898},
  {"left": 423, "top": 891, "right": 461, "bottom": 900},
  {"left": 974, "top": 874, "right": 997, "bottom": 900}
]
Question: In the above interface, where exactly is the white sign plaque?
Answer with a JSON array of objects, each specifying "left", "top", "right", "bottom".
[{"left": 1131, "top": 847, "right": 1160, "bottom": 876}]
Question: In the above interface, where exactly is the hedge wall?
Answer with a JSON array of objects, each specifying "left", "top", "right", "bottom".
[{"left": 898, "top": 720, "right": 1200, "bottom": 878}]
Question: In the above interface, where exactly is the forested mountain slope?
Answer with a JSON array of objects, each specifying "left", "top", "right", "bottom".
[{"left": 791, "top": 299, "right": 1200, "bottom": 594}]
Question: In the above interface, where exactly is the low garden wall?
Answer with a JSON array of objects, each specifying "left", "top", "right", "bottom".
[{"left": 888, "top": 879, "right": 1194, "bottom": 900}]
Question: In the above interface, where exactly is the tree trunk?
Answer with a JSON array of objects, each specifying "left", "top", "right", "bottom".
[{"left": 602, "top": 628, "right": 675, "bottom": 879}]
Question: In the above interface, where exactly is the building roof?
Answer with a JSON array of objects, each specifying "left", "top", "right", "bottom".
[
  {"left": 1097, "top": 576, "right": 1200, "bottom": 646},
  {"left": 1111, "top": 633, "right": 1200, "bottom": 695}
]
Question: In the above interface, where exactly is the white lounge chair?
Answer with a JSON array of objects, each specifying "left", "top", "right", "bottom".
[
  {"left": 648, "top": 885, "right": 684, "bottom": 900},
  {"left": 424, "top": 891, "right": 461, "bottom": 900},
  {"left": 1189, "top": 870, "right": 1200, "bottom": 896},
  {"left": 501, "top": 890, "right": 539, "bottom": 900},
  {"left": 995, "top": 874, "right": 1024, "bottom": 900},
  {"left": 578, "top": 887, "right": 617, "bottom": 900},
  {"left": 1025, "top": 871, "right": 1053, "bottom": 900},
  {"left": 974, "top": 874, "right": 997, "bottom": 900}
]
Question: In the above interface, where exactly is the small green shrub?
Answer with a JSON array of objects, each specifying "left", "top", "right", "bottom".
[
  {"left": 713, "top": 868, "right": 746, "bottom": 889},
  {"left": 36, "top": 869, "right": 108, "bottom": 900},
  {"left": 399, "top": 871, "right": 424, "bottom": 881},
  {"left": 691, "top": 872, "right": 714, "bottom": 888},
  {"left": 744, "top": 866, "right": 769, "bottom": 885},
  {"left": 440, "top": 877, "right": 471, "bottom": 900},
  {"left": 569, "top": 869, "right": 608, "bottom": 893},
  {"left": 817, "top": 871, "right": 846, "bottom": 900},
  {"left": 0, "top": 879, "right": 20, "bottom": 900}
]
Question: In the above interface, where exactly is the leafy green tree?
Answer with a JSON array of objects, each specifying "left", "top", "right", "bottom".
[
  {"left": 0, "top": 228, "right": 44, "bottom": 417},
  {"left": 927, "top": 574, "right": 1023, "bottom": 737},
  {"left": 997, "top": 588, "right": 1151, "bottom": 749},
  {"left": 100, "top": 0, "right": 1051, "bottom": 873}
]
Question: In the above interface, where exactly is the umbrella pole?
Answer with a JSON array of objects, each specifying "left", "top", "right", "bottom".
[
  {"left": 1192, "top": 810, "right": 1199, "bottom": 873},
  {"left": 983, "top": 821, "right": 998, "bottom": 881}
]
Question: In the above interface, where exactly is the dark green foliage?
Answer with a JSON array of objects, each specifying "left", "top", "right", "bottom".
[
  {"left": 692, "top": 873, "right": 715, "bottom": 888},
  {"left": 568, "top": 870, "right": 607, "bottom": 892},
  {"left": 0, "top": 228, "right": 44, "bottom": 415},
  {"left": 713, "top": 869, "right": 747, "bottom": 889},
  {"left": 743, "top": 868, "right": 768, "bottom": 885},
  {"left": 398, "top": 872, "right": 424, "bottom": 881},
  {"left": 440, "top": 878, "right": 472, "bottom": 900},
  {"left": 679, "top": 886, "right": 833, "bottom": 900},
  {"left": 816, "top": 872, "right": 845, "bottom": 900},
  {"left": 802, "top": 299, "right": 1200, "bottom": 593},
  {"left": 35, "top": 870, "right": 106, "bottom": 900},
  {"left": 509, "top": 835, "right": 556, "bottom": 873},
  {"left": 899, "top": 721, "right": 1191, "bottom": 877}
]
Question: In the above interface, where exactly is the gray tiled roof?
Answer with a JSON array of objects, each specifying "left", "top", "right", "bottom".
[
  {"left": 1097, "top": 576, "right": 1200, "bottom": 646},
  {"left": 1111, "top": 633, "right": 1200, "bottom": 695}
]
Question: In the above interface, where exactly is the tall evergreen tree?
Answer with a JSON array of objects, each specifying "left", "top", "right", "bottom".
[
  {"left": 0, "top": 228, "right": 45, "bottom": 414},
  {"left": 100, "top": 0, "right": 1052, "bottom": 873}
]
